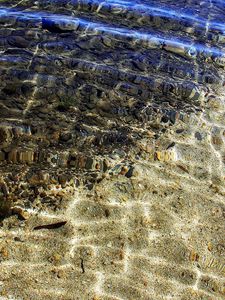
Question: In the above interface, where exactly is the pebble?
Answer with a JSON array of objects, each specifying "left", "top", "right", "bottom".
[{"left": 12, "top": 206, "right": 30, "bottom": 220}]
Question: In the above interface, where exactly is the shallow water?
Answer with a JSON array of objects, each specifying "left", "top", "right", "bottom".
[{"left": 0, "top": 1, "right": 224, "bottom": 300}]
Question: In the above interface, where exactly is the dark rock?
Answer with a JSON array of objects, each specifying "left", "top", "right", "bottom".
[
  {"left": 0, "top": 190, "right": 11, "bottom": 217},
  {"left": 7, "top": 36, "right": 30, "bottom": 48},
  {"left": 125, "top": 166, "right": 134, "bottom": 178},
  {"left": 195, "top": 132, "right": 203, "bottom": 141}
]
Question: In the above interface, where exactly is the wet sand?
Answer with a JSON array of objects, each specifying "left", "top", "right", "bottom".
[{"left": 0, "top": 102, "right": 224, "bottom": 299}]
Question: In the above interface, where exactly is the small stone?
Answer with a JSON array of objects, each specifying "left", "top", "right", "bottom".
[
  {"left": 60, "top": 132, "right": 72, "bottom": 142},
  {"left": 195, "top": 132, "right": 202, "bottom": 140},
  {"left": 7, "top": 36, "right": 30, "bottom": 48},
  {"left": 7, "top": 149, "right": 18, "bottom": 163},
  {"left": 0, "top": 151, "right": 5, "bottom": 161},
  {"left": 176, "top": 129, "right": 184, "bottom": 134},
  {"left": 14, "top": 236, "right": 24, "bottom": 242},
  {"left": 58, "top": 174, "right": 68, "bottom": 185},
  {"left": 0, "top": 127, "right": 12, "bottom": 147},
  {"left": 50, "top": 253, "right": 62, "bottom": 264},
  {"left": 125, "top": 166, "right": 134, "bottom": 178},
  {"left": 96, "top": 99, "right": 111, "bottom": 112},
  {"left": 28, "top": 174, "right": 41, "bottom": 185},
  {"left": 0, "top": 197, "right": 12, "bottom": 217},
  {"left": 212, "top": 136, "right": 223, "bottom": 145},
  {"left": 85, "top": 157, "right": 94, "bottom": 170},
  {"left": 12, "top": 206, "right": 29, "bottom": 220},
  {"left": 190, "top": 250, "right": 199, "bottom": 262},
  {"left": 102, "top": 36, "right": 113, "bottom": 47},
  {"left": 57, "top": 269, "right": 64, "bottom": 278},
  {"left": 154, "top": 150, "right": 176, "bottom": 162},
  {"left": 207, "top": 242, "right": 213, "bottom": 252},
  {"left": 120, "top": 166, "right": 129, "bottom": 175},
  {"left": 0, "top": 247, "right": 8, "bottom": 258},
  {"left": 0, "top": 182, "right": 9, "bottom": 196},
  {"left": 105, "top": 209, "right": 110, "bottom": 217}
]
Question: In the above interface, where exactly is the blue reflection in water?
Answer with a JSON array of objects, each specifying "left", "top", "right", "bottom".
[
  {"left": 99, "top": 0, "right": 225, "bottom": 29},
  {"left": 2, "top": 0, "right": 225, "bottom": 31},
  {"left": 0, "top": 6, "right": 224, "bottom": 61},
  {"left": 95, "top": 0, "right": 220, "bottom": 31},
  {"left": 0, "top": 0, "right": 225, "bottom": 68}
]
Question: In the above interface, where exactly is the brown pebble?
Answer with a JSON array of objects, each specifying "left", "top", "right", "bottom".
[
  {"left": 95, "top": 163, "right": 100, "bottom": 170},
  {"left": 12, "top": 207, "right": 29, "bottom": 220},
  {"left": 120, "top": 166, "right": 128, "bottom": 175},
  {"left": 190, "top": 250, "right": 199, "bottom": 262},
  {"left": 208, "top": 242, "right": 213, "bottom": 251},
  {"left": 105, "top": 209, "right": 110, "bottom": 218},
  {"left": 0, "top": 247, "right": 9, "bottom": 258}
]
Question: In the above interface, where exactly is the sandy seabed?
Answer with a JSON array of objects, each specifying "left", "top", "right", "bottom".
[{"left": 0, "top": 99, "right": 224, "bottom": 300}]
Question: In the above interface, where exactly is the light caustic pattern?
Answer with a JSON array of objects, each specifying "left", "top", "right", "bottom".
[
  {"left": 0, "top": 0, "right": 224, "bottom": 299},
  {"left": 0, "top": 149, "right": 225, "bottom": 300},
  {"left": 0, "top": 3, "right": 225, "bottom": 61}
]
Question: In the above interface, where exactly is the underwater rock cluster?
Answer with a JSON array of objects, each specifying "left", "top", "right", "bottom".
[{"left": 0, "top": 0, "right": 224, "bottom": 299}]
